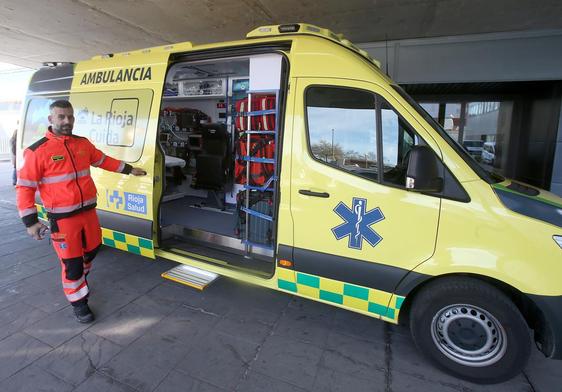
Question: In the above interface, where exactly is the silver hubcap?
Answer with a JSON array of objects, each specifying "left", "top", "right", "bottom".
[{"left": 431, "top": 304, "right": 507, "bottom": 367}]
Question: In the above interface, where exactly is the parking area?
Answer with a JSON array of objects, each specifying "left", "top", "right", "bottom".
[{"left": 0, "top": 160, "right": 560, "bottom": 392}]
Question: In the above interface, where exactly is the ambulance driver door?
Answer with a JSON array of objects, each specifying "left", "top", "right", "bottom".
[{"left": 289, "top": 78, "right": 440, "bottom": 319}]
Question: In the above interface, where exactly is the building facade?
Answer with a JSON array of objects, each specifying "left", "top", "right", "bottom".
[{"left": 361, "top": 30, "right": 562, "bottom": 196}]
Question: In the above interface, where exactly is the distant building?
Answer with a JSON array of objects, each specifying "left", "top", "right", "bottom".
[{"left": 0, "top": 64, "right": 33, "bottom": 157}]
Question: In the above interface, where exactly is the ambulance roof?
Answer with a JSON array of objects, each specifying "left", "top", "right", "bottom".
[{"left": 89, "top": 23, "right": 381, "bottom": 69}]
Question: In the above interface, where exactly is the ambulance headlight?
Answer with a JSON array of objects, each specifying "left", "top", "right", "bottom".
[{"left": 554, "top": 236, "right": 562, "bottom": 249}]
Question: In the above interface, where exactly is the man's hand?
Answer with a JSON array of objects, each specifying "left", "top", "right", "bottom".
[
  {"left": 130, "top": 167, "right": 147, "bottom": 176},
  {"left": 27, "top": 222, "right": 48, "bottom": 240}
]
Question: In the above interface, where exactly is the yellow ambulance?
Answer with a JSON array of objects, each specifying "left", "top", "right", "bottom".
[{"left": 19, "top": 23, "right": 562, "bottom": 383}]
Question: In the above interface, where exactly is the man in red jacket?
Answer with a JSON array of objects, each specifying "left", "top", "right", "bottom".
[{"left": 16, "top": 100, "right": 146, "bottom": 323}]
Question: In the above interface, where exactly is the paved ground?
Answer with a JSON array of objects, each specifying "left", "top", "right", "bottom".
[{"left": 0, "top": 160, "right": 560, "bottom": 392}]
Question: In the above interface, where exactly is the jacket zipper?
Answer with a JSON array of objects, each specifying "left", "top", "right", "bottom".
[{"left": 63, "top": 140, "right": 84, "bottom": 208}]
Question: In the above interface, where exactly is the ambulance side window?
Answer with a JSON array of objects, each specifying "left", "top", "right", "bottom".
[
  {"left": 306, "top": 87, "right": 378, "bottom": 181},
  {"left": 380, "top": 102, "right": 421, "bottom": 187}
]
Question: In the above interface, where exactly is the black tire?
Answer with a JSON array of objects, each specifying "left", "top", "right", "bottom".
[{"left": 409, "top": 276, "right": 531, "bottom": 384}]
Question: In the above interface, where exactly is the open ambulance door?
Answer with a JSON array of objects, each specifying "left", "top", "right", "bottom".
[{"left": 69, "top": 46, "right": 181, "bottom": 259}]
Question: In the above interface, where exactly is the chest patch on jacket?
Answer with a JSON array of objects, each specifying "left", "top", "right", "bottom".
[{"left": 51, "top": 155, "right": 65, "bottom": 162}]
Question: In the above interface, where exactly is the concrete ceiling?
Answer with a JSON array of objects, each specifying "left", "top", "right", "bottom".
[{"left": 1, "top": 0, "right": 562, "bottom": 69}]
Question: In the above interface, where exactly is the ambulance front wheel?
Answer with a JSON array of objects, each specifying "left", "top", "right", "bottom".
[{"left": 409, "top": 276, "right": 531, "bottom": 384}]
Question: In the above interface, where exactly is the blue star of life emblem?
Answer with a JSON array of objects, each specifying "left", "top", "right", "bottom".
[{"left": 332, "top": 197, "right": 385, "bottom": 250}]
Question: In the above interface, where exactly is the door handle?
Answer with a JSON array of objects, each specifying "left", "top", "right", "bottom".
[{"left": 299, "top": 189, "right": 330, "bottom": 198}]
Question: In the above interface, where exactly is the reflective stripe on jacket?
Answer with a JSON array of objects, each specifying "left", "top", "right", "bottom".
[{"left": 16, "top": 128, "right": 132, "bottom": 227}]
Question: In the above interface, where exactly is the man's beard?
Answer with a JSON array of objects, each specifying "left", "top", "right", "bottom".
[{"left": 54, "top": 125, "right": 73, "bottom": 135}]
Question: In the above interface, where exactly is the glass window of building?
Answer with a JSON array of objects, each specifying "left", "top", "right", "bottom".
[
  {"left": 420, "top": 103, "right": 439, "bottom": 121},
  {"left": 444, "top": 104, "right": 461, "bottom": 142},
  {"left": 381, "top": 102, "right": 420, "bottom": 187},
  {"left": 464, "top": 101, "right": 511, "bottom": 174},
  {"left": 419, "top": 100, "right": 512, "bottom": 176}
]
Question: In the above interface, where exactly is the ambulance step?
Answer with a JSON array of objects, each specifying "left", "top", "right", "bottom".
[{"left": 161, "top": 264, "right": 219, "bottom": 290}]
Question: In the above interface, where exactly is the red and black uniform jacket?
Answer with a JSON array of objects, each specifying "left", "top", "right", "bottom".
[{"left": 16, "top": 127, "right": 132, "bottom": 227}]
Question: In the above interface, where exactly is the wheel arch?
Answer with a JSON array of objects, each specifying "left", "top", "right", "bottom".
[{"left": 396, "top": 272, "right": 548, "bottom": 352}]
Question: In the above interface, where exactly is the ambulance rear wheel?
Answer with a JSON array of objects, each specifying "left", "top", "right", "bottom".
[{"left": 409, "top": 277, "right": 531, "bottom": 384}]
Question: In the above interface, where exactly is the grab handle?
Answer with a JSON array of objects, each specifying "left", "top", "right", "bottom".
[{"left": 299, "top": 189, "right": 330, "bottom": 198}]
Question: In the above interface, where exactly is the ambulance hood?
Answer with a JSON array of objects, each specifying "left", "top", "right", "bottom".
[{"left": 492, "top": 180, "right": 562, "bottom": 229}]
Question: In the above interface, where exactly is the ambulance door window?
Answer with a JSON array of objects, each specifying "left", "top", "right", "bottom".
[
  {"left": 380, "top": 101, "right": 420, "bottom": 187},
  {"left": 107, "top": 98, "right": 139, "bottom": 147},
  {"left": 306, "top": 86, "right": 378, "bottom": 181},
  {"left": 72, "top": 89, "right": 152, "bottom": 162},
  {"left": 22, "top": 96, "right": 67, "bottom": 148}
]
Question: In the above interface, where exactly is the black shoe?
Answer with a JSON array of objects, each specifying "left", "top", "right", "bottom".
[{"left": 73, "top": 303, "right": 95, "bottom": 323}]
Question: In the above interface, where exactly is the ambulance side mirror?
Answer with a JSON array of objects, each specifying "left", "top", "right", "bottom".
[{"left": 405, "top": 146, "right": 443, "bottom": 193}]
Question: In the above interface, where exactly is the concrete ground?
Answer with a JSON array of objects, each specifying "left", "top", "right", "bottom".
[{"left": 0, "top": 160, "right": 560, "bottom": 392}]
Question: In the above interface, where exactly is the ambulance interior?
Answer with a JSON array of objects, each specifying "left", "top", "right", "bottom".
[{"left": 157, "top": 54, "right": 282, "bottom": 276}]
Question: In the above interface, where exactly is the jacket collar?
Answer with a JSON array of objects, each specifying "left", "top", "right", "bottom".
[{"left": 46, "top": 126, "right": 72, "bottom": 141}]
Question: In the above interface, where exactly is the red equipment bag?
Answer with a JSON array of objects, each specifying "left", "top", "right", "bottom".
[
  {"left": 235, "top": 95, "right": 276, "bottom": 131},
  {"left": 234, "top": 136, "right": 275, "bottom": 186},
  {"left": 235, "top": 98, "right": 256, "bottom": 131}
]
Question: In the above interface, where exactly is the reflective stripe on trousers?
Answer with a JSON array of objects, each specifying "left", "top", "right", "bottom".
[
  {"left": 51, "top": 209, "right": 101, "bottom": 304},
  {"left": 62, "top": 275, "right": 85, "bottom": 289},
  {"left": 64, "top": 284, "right": 89, "bottom": 302}
]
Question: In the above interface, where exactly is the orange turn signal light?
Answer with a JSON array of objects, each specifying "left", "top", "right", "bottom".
[{"left": 278, "top": 259, "right": 293, "bottom": 268}]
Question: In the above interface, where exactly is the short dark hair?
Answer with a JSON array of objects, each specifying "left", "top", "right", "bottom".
[{"left": 49, "top": 100, "right": 73, "bottom": 111}]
